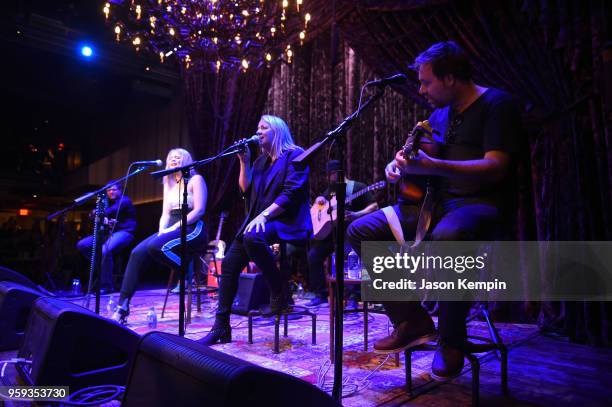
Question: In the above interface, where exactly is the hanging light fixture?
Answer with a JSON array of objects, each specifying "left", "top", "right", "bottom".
[{"left": 103, "top": 0, "right": 310, "bottom": 72}]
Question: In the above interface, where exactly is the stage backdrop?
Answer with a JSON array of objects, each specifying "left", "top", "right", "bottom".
[{"left": 179, "top": 0, "right": 610, "bottom": 346}]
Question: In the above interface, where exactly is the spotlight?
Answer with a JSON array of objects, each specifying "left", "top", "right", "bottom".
[{"left": 80, "top": 45, "right": 94, "bottom": 58}]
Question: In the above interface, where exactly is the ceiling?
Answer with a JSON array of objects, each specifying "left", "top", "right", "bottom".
[{"left": 0, "top": 1, "right": 181, "bottom": 212}]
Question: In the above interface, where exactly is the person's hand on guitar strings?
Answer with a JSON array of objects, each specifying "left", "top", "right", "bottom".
[
  {"left": 395, "top": 148, "right": 438, "bottom": 176},
  {"left": 385, "top": 160, "right": 402, "bottom": 184}
]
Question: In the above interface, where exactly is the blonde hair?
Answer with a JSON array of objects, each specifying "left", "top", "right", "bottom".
[
  {"left": 162, "top": 148, "right": 197, "bottom": 189},
  {"left": 260, "top": 115, "right": 298, "bottom": 161}
]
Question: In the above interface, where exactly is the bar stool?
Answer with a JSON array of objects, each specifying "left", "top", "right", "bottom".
[
  {"left": 246, "top": 240, "right": 317, "bottom": 353},
  {"left": 404, "top": 336, "right": 508, "bottom": 407}
]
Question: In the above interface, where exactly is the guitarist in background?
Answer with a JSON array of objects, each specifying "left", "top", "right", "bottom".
[
  {"left": 76, "top": 182, "right": 136, "bottom": 294},
  {"left": 347, "top": 41, "right": 522, "bottom": 381},
  {"left": 305, "top": 160, "right": 378, "bottom": 307}
]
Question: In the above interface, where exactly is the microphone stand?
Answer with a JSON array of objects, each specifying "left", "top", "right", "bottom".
[
  {"left": 47, "top": 165, "right": 151, "bottom": 314},
  {"left": 151, "top": 149, "right": 240, "bottom": 336},
  {"left": 293, "top": 86, "right": 386, "bottom": 400}
]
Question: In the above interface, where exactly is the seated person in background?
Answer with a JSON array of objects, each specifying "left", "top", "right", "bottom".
[
  {"left": 111, "top": 148, "right": 208, "bottom": 323},
  {"left": 76, "top": 182, "right": 136, "bottom": 294},
  {"left": 306, "top": 160, "right": 378, "bottom": 307}
]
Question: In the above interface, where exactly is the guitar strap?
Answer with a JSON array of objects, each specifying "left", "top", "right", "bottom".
[
  {"left": 383, "top": 184, "right": 434, "bottom": 248},
  {"left": 382, "top": 206, "right": 405, "bottom": 245},
  {"left": 412, "top": 184, "right": 434, "bottom": 248}
]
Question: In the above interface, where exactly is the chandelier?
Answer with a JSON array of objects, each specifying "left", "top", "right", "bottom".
[{"left": 102, "top": 1, "right": 311, "bottom": 72}]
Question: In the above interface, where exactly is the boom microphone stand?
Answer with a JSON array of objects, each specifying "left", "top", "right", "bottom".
[
  {"left": 293, "top": 86, "right": 386, "bottom": 400},
  {"left": 48, "top": 165, "right": 151, "bottom": 314}
]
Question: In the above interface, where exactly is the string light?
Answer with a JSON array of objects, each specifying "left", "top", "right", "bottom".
[{"left": 104, "top": 0, "right": 311, "bottom": 72}]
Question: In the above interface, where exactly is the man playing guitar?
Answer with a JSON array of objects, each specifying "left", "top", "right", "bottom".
[{"left": 347, "top": 41, "right": 522, "bottom": 381}]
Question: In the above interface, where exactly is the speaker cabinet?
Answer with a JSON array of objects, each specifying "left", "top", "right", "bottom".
[
  {"left": 0, "top": 282, "right": 45, "bottom": 351},
  {"left": 122, "top": 331, "right": 340, "bottom": 407},
  {"left": 0, "top": 265, "right": 43, "bottom": 292},
  {"left": 16, "top": 297, "right": 139, "bottom": 390},
  {"left": 231, "top": 273, "right": 270, "bottom": 315}
]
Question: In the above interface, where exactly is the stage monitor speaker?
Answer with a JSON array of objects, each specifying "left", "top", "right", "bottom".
[
  {"left": 0, "top": 281, "right": 45, "bottom": 351},
  {"left": 122, "top": 332, "right": 341, "bottom": 407},
  {"left": 231, "top": 273, "right": 270, "bottom": 315},
  {"left": 0, "top": 265, "right": 42, "bottom": 292},
  {"left": 16, "top": 297, "right": 139, "bottom": 391}
]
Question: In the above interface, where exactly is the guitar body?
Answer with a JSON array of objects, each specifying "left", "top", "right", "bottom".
[
  {"left": 311, "top": 196, "right": 337, "bottom": 240},
  {"left": 207, "top": 239, "right": 226, "bottom": 259},
  {"left": 206, "top": 211, "right": 228, "bottom": 259},
  {"left": 310, "top": 181, "right": 386, "bottom": 240}
]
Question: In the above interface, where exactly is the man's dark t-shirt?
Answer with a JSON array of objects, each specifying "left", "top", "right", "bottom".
[{"left": 425, "top": 88, "right": 522, "bottom": 212}]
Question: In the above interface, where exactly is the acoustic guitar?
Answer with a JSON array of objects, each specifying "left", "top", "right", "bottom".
[
  {"left": 311, "top": 180, "right": 386, "bottom": 240},
  {"left": 207, "top": 211, "right": 228, "bottom": 259},
  {"left": 397, "top": 120, "right": 440, "bottom": 202}
]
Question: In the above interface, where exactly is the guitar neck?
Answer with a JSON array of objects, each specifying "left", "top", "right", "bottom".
[
  {"left": 214, "top": 218, "right": 225, "bottom": 241},
  {"left": 345, "top": 186, "right": 374, "bottom": 204}
]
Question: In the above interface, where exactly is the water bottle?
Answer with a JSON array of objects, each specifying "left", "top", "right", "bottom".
[
  {"left": 347, "top": 249, "right": 360, "bottom": 280},
  {"left": 296, "top": 283, "right": 305, "bottom": 299},
  {"left": 71, "top": 279, "right": 81, "bottom": 296},
  {"left": 146, "top": 307, "right": 158, "bottom": 329},
  {"left": 343, "top": 255, "right": 349, "bottom": 279},
  {"left": 106, "top": 295, "right": 116, "bottom": 314}
]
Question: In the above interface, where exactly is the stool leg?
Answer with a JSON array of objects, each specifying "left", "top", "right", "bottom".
[
  {"left": 364, "top": 302, "right": 369, "bottom": 351},
  {"left": 248, "top": 315, "right": 253, "bottom": 344},
  {"left": 329, "top": 284, "right": 335, "bottom": 362},
  {"left": 161, "top": 269, "right": 176, "bottom": 319},
  {"left": 482, "top": 307, "right": 503, "bottom": 360},
  {"left": 186, "top": 278, "right": 192, "bottom": 325},
  {"left": 467, "top": 354, "right": 480, "bottom": 407},
  {"left": 501, "top": 346, "right": 508, "bottom": 395},
  {"left": 284, "top": 314, "right": 289, "bottom": 337},
  {"left": 404, "top": 349, "right": 413, "bottom": 396},
  {"left": 395, "top": 352, "right": 400, "bottom": 367},
  {"left": 274, "top": 314, "right": 281, "bottom": 353},
  {"left": 312, "top": 313, "right": 317, "bottom": 345}
]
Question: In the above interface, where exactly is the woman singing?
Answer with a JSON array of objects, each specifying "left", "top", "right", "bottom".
[
  {"left": 111, "top": 148, "right": 207, "bottom": 323},
  {"left": 198, "top": 115, "right": 311, "bottom": 345}
]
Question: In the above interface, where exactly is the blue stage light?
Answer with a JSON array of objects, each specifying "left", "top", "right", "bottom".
[{"left": 81, "top": 45, "right": 93, "bottom": 57}]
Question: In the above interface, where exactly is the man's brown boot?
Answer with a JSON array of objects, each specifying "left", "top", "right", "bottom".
[{"left": 373, "top": 321, "right": 437, "bottom": 354}]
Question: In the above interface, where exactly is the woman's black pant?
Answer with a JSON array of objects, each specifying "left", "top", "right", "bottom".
[{"left": 118, "top": 219, "right": 207, "bottom": 308}]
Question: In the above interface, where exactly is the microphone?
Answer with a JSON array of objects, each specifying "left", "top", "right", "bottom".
[
  {"left": 366, "top": 73, "right": 407, "bottom": 87},
  {"left": 133, "top": 159, "right": 163, "bottom": 167},
  {"left": 226, "top": 135, "right": 260, "bottom": 150}
]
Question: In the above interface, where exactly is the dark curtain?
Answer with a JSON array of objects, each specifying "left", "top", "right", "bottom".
[
  {"left": 181, "top": 62, "right": 273, "bottom": 240},
  {"left": 264, "top": 30, "right": 429, "bottom": 200},
  {"left": 328, "top": 0, "right": 611, "bottom": 346}
]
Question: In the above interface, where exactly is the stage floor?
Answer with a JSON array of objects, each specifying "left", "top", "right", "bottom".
[{"left": 3, "top": 288, "right": 611, "bottom": 406}]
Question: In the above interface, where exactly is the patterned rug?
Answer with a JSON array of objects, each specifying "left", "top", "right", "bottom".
[{"left": 83, "top": 289, "right": 539, "bottom": 407}]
